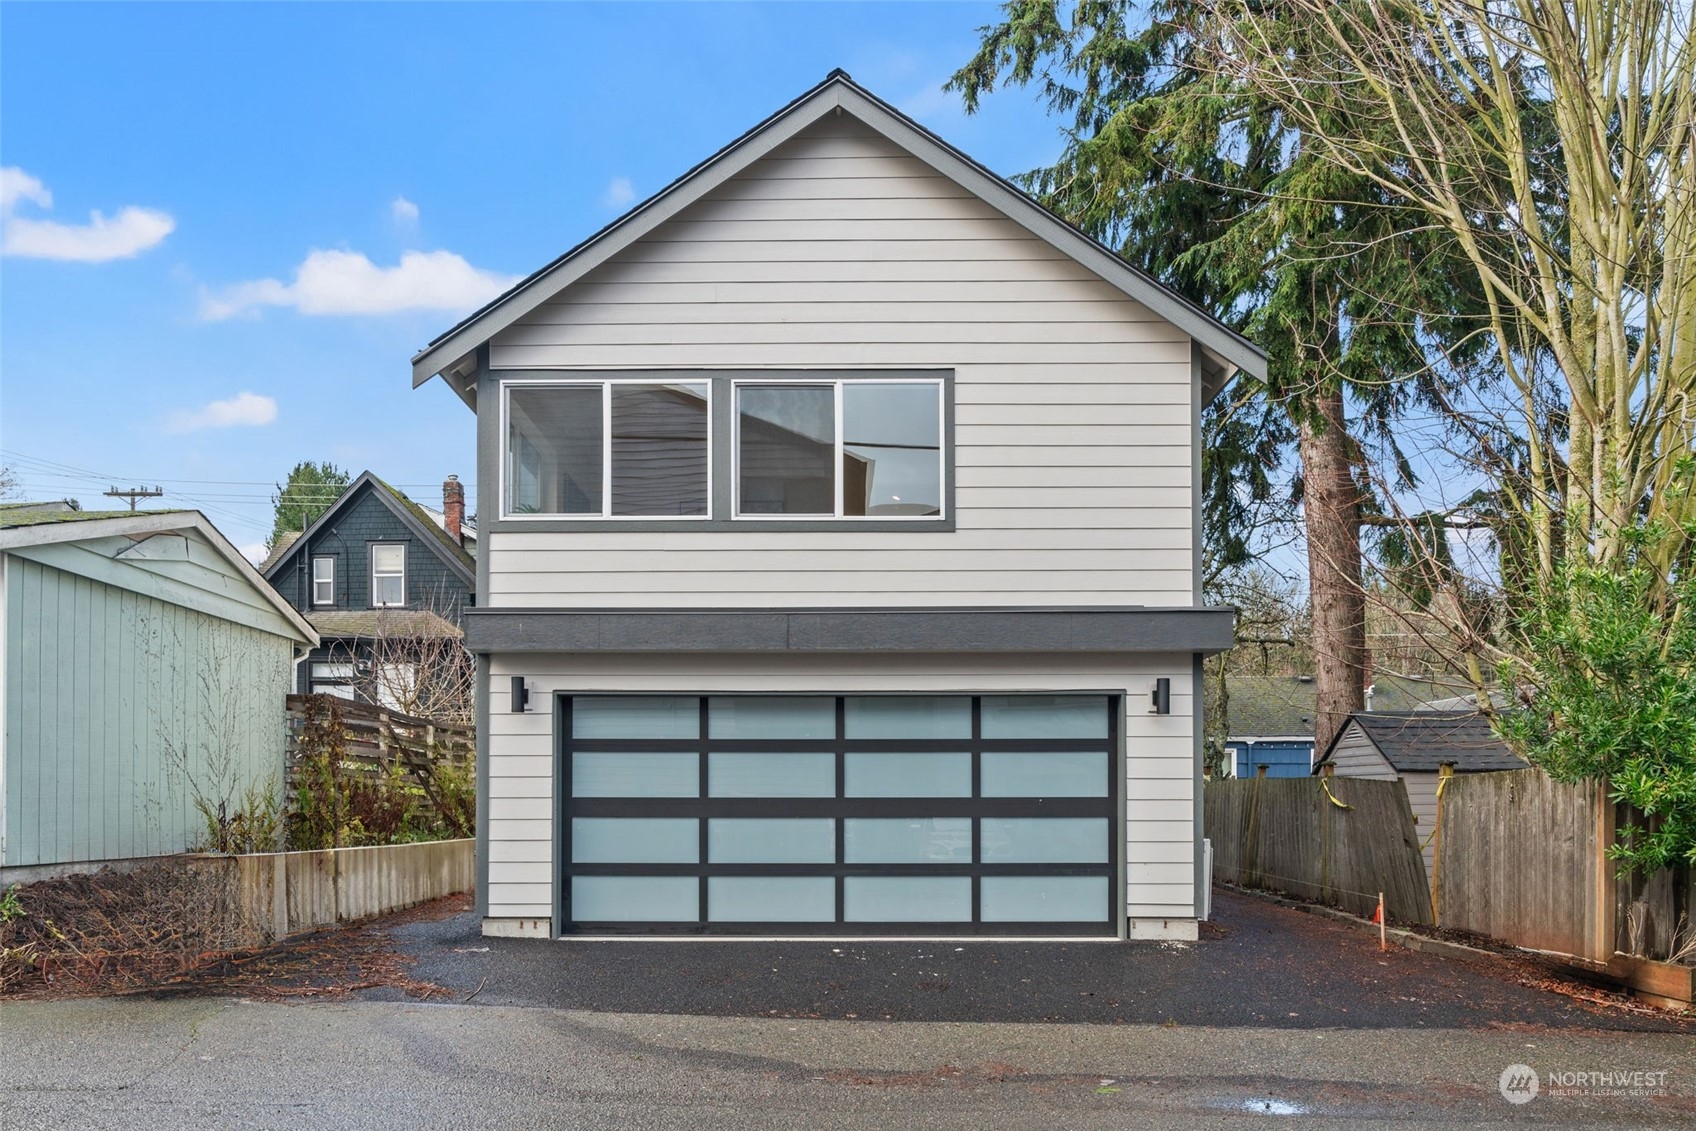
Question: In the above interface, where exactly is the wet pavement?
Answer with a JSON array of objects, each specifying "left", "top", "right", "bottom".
[
  {"left": 4, "top": 887, "right": 1693, "bottom": 1128},
  {"left": 385, "top": 887, "right": 1692, "bottom": 1031}
]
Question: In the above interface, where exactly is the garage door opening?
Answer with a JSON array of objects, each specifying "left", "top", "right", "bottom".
[{"left": 558, "top": 694, "right": 1120, "bottom": 936}]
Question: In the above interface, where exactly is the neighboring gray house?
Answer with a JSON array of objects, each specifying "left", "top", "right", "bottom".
[
  {"left": 411, "top": 72, "right": 1264, "bottom": 940},
  {"left": 0, "top": 509, "right": 317, "bottom": 876},
  {"left": 262, "top": 471, "right": 476, "bottom": 706},
  {"left": 1313, "top": 711, "right": 1526, "bottom": 879}
]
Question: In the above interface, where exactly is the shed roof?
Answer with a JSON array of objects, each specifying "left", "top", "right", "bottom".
[
  {"left": 411, "top": 70, "right": 1267, "bottom": 405},
  {"left": 1319, "top": 711, "right": 1527, "bottom": 774},
  {"left": 306, "top": 609, "right": 462, "bottom": 640},
  {"left": 0, "top": 508, "right": 318, "bottom": 645},
  {"left": 1221, "top": 675, "right": 1316, "bottom": 740}
]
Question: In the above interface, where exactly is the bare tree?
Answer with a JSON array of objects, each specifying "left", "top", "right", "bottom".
[{"left": 364, "top": 599, "right": 475, "bottom": 727}]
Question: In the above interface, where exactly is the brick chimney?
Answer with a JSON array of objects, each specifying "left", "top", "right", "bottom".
[{"left": 443, "top": 475, "right": 464, "bottom": 546}]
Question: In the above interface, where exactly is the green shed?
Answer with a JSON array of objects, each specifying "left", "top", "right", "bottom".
[{"left": 0, "top": 507, "right": 317, "bottom": 875}]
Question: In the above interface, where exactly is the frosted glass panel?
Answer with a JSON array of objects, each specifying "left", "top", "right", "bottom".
[
  {"left": 980, "top": 695, "right": 1109, "bottom": 739},
  {"left": 981, "top": 752, "right": 1107, "bottom": 797},
  {"left": 843, "top": 696, "right": 970, "bottom": 739},
  {"left": 845, "top": 877, "right": 971, "bottom": 922},
  {"left": 708, "top": 818, "right": 835, "bottom": 863},
  {"left": 573, "top": 696, "right": 699, "bottom": 739},
  {"left": 844, "top": 752, "right": 970, "bottom": 797},
  {"left": 981, "top": 817, "right": 1107, "bottom": 863},
  {"left": 572, "top": 752, "right": 699, "bottom": 797},
  {"left": 572, "top": 818, "right": 698, "bottom": 863},
  {"left": 709, "top": 877, "right": 835, "bottom": 922},
  {"left": 981, "top": 876, "right": 1109, "bottom": 922},
  {"left": 572, "top": 876, "right": 698, "bottom": 922},
  {"left": 708, "top": 696, "right": 835, "bottom": 739},
  {"left": 710, "top": 752, "right": 834, "bottom": 797},
  {"left": 844, "top": 817, "right": 972, "bottom": 864}
]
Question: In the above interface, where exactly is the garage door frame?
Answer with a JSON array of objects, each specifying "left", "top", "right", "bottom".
[{"left": 552, "top": 693, "right": 1123, "bottom": 937}]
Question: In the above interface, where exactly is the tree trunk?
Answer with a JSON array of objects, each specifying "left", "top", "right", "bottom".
[{"left": 1299, "top": 387, "right": 1367, "bottom": 753}]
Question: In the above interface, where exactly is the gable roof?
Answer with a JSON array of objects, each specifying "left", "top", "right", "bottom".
[
  {"left": 1316, "top": 711, "right": 1527, "bottom": 774},
  {"left": 1220, "top": 675, "right": 1317, "bottom": 740},
  {"left": 411, "top": 70, "right": 1267, "bottom": 406},
  {"left": 261, "top": 471, "right": 477, "bottom": 588},
  {"left": 258, "top": 530, "right": 301, "bottom": 573},
  {"left": 0, "top": 508, "right": 318, "bottom": 645}
]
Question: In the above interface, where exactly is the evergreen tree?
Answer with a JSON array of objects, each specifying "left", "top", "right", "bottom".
[{"left": 269, "top": 461, "right": 350, "bottom": 550}]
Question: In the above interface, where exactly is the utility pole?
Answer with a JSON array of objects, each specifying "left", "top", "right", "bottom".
[{"left": 104, "top": 485, "right": 164, "bottom": 510}]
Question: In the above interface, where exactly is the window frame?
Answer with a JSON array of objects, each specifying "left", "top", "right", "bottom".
[
  {"left": 730, "top": 376, "right": 945, "bottom": 522},
  {"left": 370, "top": 543, "right": 406, "bottom": 609},
  {"left": 500, "top": 377, "right": 715, "bottom": 522},
  {"left": 310, "top": 555, "right": 335, "bottom": 606},
  {"left": 491, "top": 370, "right": 954, "bottom": 533}
]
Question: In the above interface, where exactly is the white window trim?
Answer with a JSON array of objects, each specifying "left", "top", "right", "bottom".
[
  {"left": 731, "top": 377, "right": 945, "bottom": 521},
  {"left": 371, "top": 543, "right": 406, "bottom": 608},
  {"left": 500, "top": 378, "right": 714, "bottom": 521},
  {"left": 310, "top": 556, "right": 335, "bottom": 606}
]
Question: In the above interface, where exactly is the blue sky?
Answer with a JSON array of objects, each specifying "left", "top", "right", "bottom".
[{"left": 0, "top": 1, "right": 1063, "bottom": 558}]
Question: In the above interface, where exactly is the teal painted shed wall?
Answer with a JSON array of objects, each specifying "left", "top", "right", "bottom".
[{"left": 3, "top": 534, "right": 298, "bottom": 867}]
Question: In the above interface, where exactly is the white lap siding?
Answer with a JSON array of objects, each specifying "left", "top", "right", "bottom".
[
  {"left": 482, "top": 652, "right": 1198, "bottom": 935},
  {"left": 484, "top": 116, "right": 1198, "bottom": 610}
]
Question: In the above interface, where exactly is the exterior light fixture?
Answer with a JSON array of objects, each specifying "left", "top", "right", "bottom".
[
  {"left": 1150, "top": 677, "right": 1171, "bottom": 715},
  {"left": 511, "top": 676, "right": 530, "bottom": 713}
]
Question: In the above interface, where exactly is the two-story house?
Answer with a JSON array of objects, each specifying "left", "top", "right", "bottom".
[
  {"left": 412, "top": 73, "right": 1260, "bottom": 940},
  {"left": 263, "top": 472, "right": 476, "bottom": 712}
]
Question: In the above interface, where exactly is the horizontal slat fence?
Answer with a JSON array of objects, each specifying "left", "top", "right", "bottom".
[
  {"left": 284, "top": 694, "right": 473, "bottom": 831},
  {"left": 1207, "top": 776, "right": 1433, "bottom": 925}
]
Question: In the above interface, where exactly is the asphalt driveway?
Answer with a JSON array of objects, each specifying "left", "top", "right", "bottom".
[{"left": 385, "top": 887, "right": 1691, "bottom": 1032}]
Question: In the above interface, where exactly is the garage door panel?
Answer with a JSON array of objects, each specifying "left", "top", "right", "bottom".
[{"left": 561, "top": 693, "right": 1120, "bottom": 936}]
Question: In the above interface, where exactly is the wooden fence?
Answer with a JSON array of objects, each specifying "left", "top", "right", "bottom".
[
  {"left": 1437, "top": 769, "right": 1695, "bottom": 965},
  {"left": 1206, "top": 776, "right": 1433, "bottom": 924},
  {"left": 283, "top": 694, "right": 473, "bottom": 829}
]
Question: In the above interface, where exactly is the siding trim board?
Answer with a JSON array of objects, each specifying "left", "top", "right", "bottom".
[
  {"left": 412, "top": 72, "right": 1265, "bottom": 397},
  {"left": 465, "top": 607, "right": 1235, "bottom": 654}
]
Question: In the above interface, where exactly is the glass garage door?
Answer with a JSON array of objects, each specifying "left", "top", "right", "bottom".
[{"left": 560, "top": 694, "right": 1119, "bottom": 935}]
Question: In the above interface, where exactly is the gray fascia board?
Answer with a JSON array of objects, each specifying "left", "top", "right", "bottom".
[
  {"left": 410, "top": 73, "right": 1266, "bottom": 391},
  {"left": 463, "top": 606, "right": 1236, "bottom": 655},
  {"left": 410, "top": 86, "right": 847, "bottom": 387}
]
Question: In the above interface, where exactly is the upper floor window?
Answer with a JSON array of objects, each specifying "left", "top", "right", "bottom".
[
  {"left": 311, "top": 556, "right": 335, "bottom": 606},
  {"left": 371, "top": 544, "right": 406, "bottom": 607},
  {"left": 506, "top": 381, "right": 709, "bottom": 517},
  {"left": 500, "top": 373, "right": 948, "bottom": 525},
  {"left": 736, "top": 380, "right": 942, "bottom": 517}
]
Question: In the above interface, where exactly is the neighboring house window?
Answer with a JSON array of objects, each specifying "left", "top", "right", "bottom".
[
  {"left": 371, "top": 544, "right": 406, "bottom": 607},
  {"left": 504, "top": 380, "right": 710, "bottom": 517},
  {"left": 736, "top": 379, "right": 942, "bottom": 518},
  {"left": 375, "top": 661, "right": 420, "bottom": 714},
  {"left": 311, "top": 662, "right": 356, "bottom": 700},
  {"left": 311, "top": 556, "right": 335, "bottom": 606}
]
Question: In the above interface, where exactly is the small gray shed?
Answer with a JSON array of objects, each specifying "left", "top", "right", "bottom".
[
  {"left": 1313, "top": 711, "right": 1526, "bottom": 879},
  {"left": 1, "top": 508, "right": 317, "bottom": 876}
]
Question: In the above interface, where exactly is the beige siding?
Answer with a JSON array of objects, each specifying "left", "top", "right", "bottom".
[
  {"left": 1327, "top": 726, "right": 1398, "bottom": 780},
  {"left": 486, "top": 116, "right": 1196, "bottom": 609},
  {"left": 481, "top": 652, "right": 1197, "bottom": 925},
  {"left": 1404, "top": 771, "right": 1441, "bottom": 880}
]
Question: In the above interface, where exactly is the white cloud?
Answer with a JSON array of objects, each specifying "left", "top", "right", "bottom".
[
  {"left": 164, "top": 391, "right": 279, "bottom": 433},
  {"left": 0, "top": 166, "right": 174, "bottom": 262},
  {"left": 199, "top": 248, "right": 519, "bottom": 320},
  {"left": 238, "top": 540, "right": 268, "bottom": 564},
  {"left": 391, "top": 196, "right": 420, "bottom": 224},
  {"left": 601, "top": 176, "right": 636, "bottom": 210}
]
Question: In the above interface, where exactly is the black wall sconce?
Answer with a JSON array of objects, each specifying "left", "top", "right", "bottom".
[
  {"left": 511, "top": 676, "right": 530, "bottom": 713},
  {"left": 1149, "top": 677, "right": 1171, "bottom": 715}
]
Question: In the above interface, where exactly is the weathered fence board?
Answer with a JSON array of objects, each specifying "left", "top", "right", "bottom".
[
  {"left": 1437, "top": 768, "right": 1695, "bottom": 966},
  {"left": 284, "top": 694, "right": 474, "bottom": 833},
  {"left": 1206, "top": 776, "right": 1433, "bottom": 925},
  {"left": 225, "top": 839, "right": 474, "bottom": 940}
]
